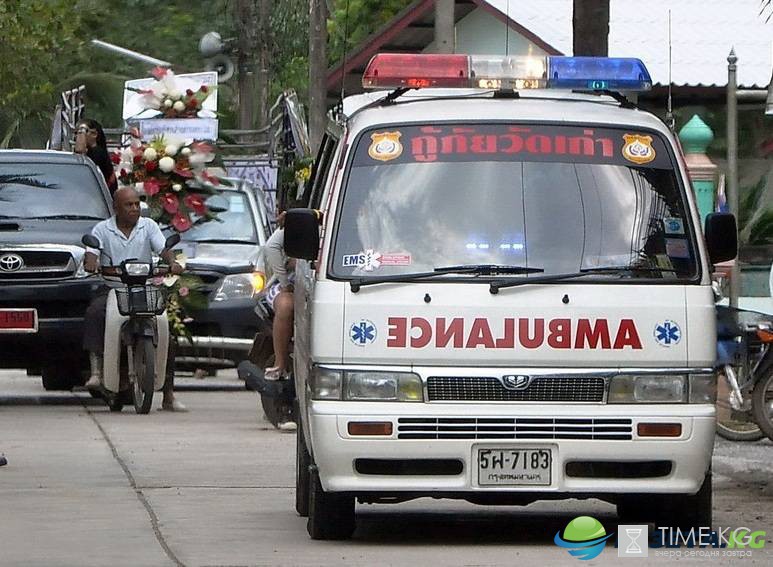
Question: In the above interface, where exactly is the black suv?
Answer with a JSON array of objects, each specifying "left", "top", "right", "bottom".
[{"left": 0, "top": 150, "right": 112, "bottom": 389}]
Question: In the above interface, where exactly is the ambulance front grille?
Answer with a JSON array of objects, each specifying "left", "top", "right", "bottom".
[
  {"left": 397, "top": 417, "right": 632, "bottom": 440},
  {"left": 427, "top": 376, "right": 605, "bottom": 402}
]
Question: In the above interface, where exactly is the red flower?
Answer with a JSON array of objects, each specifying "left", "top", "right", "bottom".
[
  {"left": 174, "top": 168, "right": 194, "bottom": 178},
  {"left": 191, "top": 142, "right": 214, "bottom": 154},
  {"left": 186, "top": 89, "right": 194, "bottom": 96},
  {"left": 145, "top": 160, "right": 157, "bottom": 172},
  {"left": 133, "top": 154, "right": 142, "bottom": 164},
  {"left": 172, "top": 212, "right": 192, "bottom": 232},
  {"left": 144, "top": 178, "right": 161, "bottom": 197},
  {"left": 184, "top": 194, "right": 207, "bottom": 216},
  {"left": 186, "top": 99, "right": 197, "bottom": 109},
  {"left": 199, "top": 85, "right": 208, "bottom": 93},
  {"left": 201, "top": 171, "right": 220, "bottom": 186},
  {"left": 110, "top": 152, "right": 121, "bottom": 164},
  {"left": 161, "top": 193, "right": 179, "bottom": 214},
  {"left": 120, "top": 168, "right": 128, "bottom": 177}
]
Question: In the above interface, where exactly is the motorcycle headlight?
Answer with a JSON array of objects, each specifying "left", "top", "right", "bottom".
[
  {"left": 609, "top": 375, "right": 687, "bottom": 403},
  {"left": 125, "top": 262, "right": 151, "bottom": 276},
  {"left": 310, "top": 367, "right": 423, "bottom": 402},
  {"left": 213, "top": 272, "right": 266, "bottom": 302}
]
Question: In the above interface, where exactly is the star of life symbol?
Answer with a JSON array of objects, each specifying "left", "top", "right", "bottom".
[
  {"left": 618, "top": 525, "right": 649, "bottom": 557},
  {"left": 654, "top": 320, "right": 681, "bottom": 347},
  {"left": 350, "top": 320, "right": 376, "bottom": 346},
  {"left": 361, "top": 250, "right": 382, "bottom": 271}
]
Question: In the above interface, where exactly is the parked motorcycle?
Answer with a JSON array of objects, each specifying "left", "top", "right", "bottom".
[
  {"left": 715, "top": 305, "right": 772, "bottom": 441},
  {"left": 751, "top": 326, "right": 773, "bottom": 441},
  {"left": 82, "top": 233, "right": 180, "bottom": 414},
  {"left": 237, "top": 283, "right": 295, "bottom": 428}
]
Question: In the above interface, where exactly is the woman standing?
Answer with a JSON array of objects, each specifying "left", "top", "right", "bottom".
[{"left": 73, "top": 118, "right": 118, "bottom": 195}]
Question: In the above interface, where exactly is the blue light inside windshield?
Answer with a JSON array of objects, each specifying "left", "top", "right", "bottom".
[{"left": 547, "top": 57, "right": 652, "bottom": 91}]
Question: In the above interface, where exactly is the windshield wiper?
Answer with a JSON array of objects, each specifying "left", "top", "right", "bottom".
[
  {"left": 350, "top": 264, "right": 543, "bottom": 292},
  {"left": 27, "top": 214, "right": 104, "bottom": 220},
  {"left": 489, "top": 265, "right": 676, "bottom": 294},
  {"left": 190, "top": 238, "right": 257, "bottom": 245}
]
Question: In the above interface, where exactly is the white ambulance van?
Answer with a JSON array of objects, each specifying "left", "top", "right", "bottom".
[{"left": 285, "top": 54, "right": 738, "bottom": 540}]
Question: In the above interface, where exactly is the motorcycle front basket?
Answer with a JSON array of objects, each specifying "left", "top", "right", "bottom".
[{"left": 115, "top": 286, "right": 166, "bottom": 316}]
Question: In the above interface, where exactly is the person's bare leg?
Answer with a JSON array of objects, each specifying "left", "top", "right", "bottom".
[{"left": 272, "top": 292, "right": 294, "bottom": 372}]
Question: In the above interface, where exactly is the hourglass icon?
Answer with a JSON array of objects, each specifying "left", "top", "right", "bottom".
[{"left": 625, "top": 528, "right": 643, "bottom": 553}]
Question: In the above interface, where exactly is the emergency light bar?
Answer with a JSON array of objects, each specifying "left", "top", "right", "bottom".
[{"left": 362, "top": 54, "right": 652, "bottom": 92}]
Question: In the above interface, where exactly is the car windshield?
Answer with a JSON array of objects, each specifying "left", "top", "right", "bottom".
[
  {"left": 0, "top": 163, "right": 110, "bottom": 218},
  {"left": 331, "top": 123, "right": 698, "bottom": 281},
  {"left": 180, "top": 190, "right": 257, "bottom": 243}
]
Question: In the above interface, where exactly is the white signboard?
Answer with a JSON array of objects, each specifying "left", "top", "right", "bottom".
[
  {"left": 135, "top": 118, "right": 219, "bottom": 142},
  {"left": 122, "top": 71, "right": 218, "bottom": 120}
]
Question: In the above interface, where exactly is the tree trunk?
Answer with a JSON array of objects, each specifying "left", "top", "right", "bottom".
[
  {"left": 308, "top": 0, "right": 328, "bottom": 153},
  {"left": 256, "top": 0, "right": 271, "bottom": 129},
  {"left": 572, "top": 0, "right": 609, "bottom": 56}
]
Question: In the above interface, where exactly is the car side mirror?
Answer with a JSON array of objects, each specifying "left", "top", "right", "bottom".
[
  {"left": 284, "top": 208, "right": 320, "bottom": 260},
  {"left": 704, "top": 213, "right": 737, "bottom": 264},
  {"left": 81, "top": 234, "right": 101, "bottom": 249}
]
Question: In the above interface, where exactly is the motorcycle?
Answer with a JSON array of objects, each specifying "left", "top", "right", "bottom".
[
  {"left": 237, "top": 282, "right": 295, "bottom": 429},
  {"left": 82, "top": 233, "right": 180, "bottom": 414},
  {"left": 715, "top": 304, "right": 773, "bottom": 441}
]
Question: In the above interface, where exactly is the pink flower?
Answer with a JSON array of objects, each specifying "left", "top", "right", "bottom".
[
  {"left": 178, "top": 286, "right": 190, "bottom": 297},
  {"left": 174, "top": 168, "right": 194, "bottom": 178},
  {"left": 191, "top": 142, "right": 214, "bottom": 154},
  {"left": 151, "top": 66, "right": 168, "bottom": 80},
  {"left": 144, "top": 178, "right": 161, "bottom": 196},
  {"left": 172, "top": 212, "right": 192, "bottom": 232},
  {"left": 201, "top": 171, "right": 220, "bottom": 185},
  {"left": 152, "top": 276, "right": 164, "bottom": 286},
  {"left": 184, "top": 194, "right": 207, "bottom": 216},
  {"left": 161, "top": 193, "right": 179, "bottom": 214},
  {"left": 110, "top": 152, "right": 121, "bottom": 164}
]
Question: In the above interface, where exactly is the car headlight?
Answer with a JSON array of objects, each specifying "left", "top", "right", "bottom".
[
  {"left": 311, "top": 367, "right": 423, "bottom": 402},
  {"left": 689, "top": 373, "right": 717, "bottom": 404},
  {"left": 213, "top": 272, "right": 266, "bottom": 302},
  {"left": 608, "top": 375, "right": 687, "bottom": 403}
]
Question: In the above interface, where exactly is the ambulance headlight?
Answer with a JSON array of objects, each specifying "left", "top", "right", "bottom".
[
  {"left": 310, "top": 367, "right": 423, "bottom": 401},
  {"left": 608, "top": 374, "right": 687, "bottom": 403},
  {"left": 345, "top": 371, "right": 423, "bottom": 402}
]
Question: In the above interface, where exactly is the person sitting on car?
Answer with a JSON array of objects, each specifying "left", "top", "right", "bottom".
[{"left": 82, "top": 187, "right": 184, "bottom": 410}]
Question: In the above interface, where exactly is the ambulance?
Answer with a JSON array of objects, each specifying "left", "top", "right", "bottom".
[{"left": 284, "top": 54, "right": 738, "bottom": 540}]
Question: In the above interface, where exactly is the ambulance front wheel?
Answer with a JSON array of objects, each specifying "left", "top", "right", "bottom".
[{"left": 307, "top": 467, "right": 355, "bottom": 540}]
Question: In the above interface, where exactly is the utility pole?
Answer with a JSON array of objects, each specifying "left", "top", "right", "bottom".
[
  {"left": 572, "top": 0, "right": 609, "bottom": 56},
  {"left": 435, "top": 0, "right": 455, "bottom": 54},
  {"left": 727, "top": 48, "right": 740, "bottom": 308},
  {"left": 308, "top": 0, "right": 328, "bottom": 153},
  {"left": 256, "top": 0, "right": 271, "bottom": 129},
  {"left": 235, "top": 0, "right": 258, "bottom": 129}
]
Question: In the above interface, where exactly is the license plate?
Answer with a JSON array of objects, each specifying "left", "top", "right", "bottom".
[
  {"left": 477, "top": 447, "right": 552, "bottom": 486},
  {"left": 0, "top": 309, "right": 38, "bottom": 333}
]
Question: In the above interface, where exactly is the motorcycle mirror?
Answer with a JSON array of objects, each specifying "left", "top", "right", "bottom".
[
  {"left": 82, "top": 234, "right": 101, "bottom": 249},
  {"left": 164, "top": 234, "right": 181, "bottom": 250}
]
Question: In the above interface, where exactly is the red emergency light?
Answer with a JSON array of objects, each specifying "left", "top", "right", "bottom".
[{"left": 362, "top": 53, "right": 470, "bottom": 89}]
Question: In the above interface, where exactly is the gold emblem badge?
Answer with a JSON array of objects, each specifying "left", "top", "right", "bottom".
[
  {"left": 368, "top": 131, "right": 403, "bottom": 162},
  {"left": 622, "top": 134, "right": 656, "bottom": 164}
]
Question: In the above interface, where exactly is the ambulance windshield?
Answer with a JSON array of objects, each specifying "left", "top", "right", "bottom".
[{"left": 332, "top": 124, "right": 698, "bottom": 281}]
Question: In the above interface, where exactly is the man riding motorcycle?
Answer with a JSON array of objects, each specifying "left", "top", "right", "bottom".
[{"left": 83, "top": 187, "right": 184, "bottom": 409}]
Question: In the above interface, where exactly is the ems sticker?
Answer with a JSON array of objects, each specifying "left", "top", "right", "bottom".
[
  {"left": 350, "top": 320, "right": 377, "bottom": 346},
  {"left": 654, "top": 320, "right": 681, "bottom": 347},
  {"left": 663, "top": 217, "right": 685, "bottom": 235},
  {"left": 622, "top": 134, "right": 656, "bottom": 164},
  {"left": 665, "top": 238, "right": 690, "bottom": 259},
  {"left": 343, "top": 250, "right": 411, "bottom": 271},
  {"left": 368, "top": 131, "right": 403, "bottom": 162}
]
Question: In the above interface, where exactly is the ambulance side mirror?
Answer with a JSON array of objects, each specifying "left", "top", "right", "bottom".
[
  {"left": 284, "top": 208, "right": 320, "bottom": 261},
  {"left": 704, "top": 212, "right": 737, "bottom": 264}
]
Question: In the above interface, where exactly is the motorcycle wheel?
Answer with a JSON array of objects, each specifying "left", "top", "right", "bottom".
[
  {"left": 751, "top": 363, "right": 773, "bottom": 442},
  {"left": 715, "top": 367, "right": 765, "bottom": 441},
  {"left": 132, "top": 337, "right": 156, "bottom": 415}
]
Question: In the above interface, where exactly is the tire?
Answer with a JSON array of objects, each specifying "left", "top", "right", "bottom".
[
  {"left": 41, "top": 361, "right": 80, "bottom": 391},
  {"left": 132, "top": 337, "right": 155, "bottom": 414},
  {"left": 752, "top": 362, "right": 773, "bottom": 442},
  {"left": 716, "top": 368, "right": 764, "bottom": 441},
  {"left": 617, "top": 472, "right": 712, "bottom": 531},
  {"left": 307, "top": 467, "right": 355, "bottom": 540},
  {"left": 296, "top": 408, "right": 311, "bottom": 517}
]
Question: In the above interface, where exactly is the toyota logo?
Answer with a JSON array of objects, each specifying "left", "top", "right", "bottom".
[
  {"left": 502, "top": 375, "right": 531, "bottom": 390},
  {"left": 0, "top": 253, "right": 24, "bottom": 273}
]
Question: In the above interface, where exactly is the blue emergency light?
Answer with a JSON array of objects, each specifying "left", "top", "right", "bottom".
[
  {"left": 547, "top": 56, "right": 652, "bottom": 91},
  {"left": 363, "top": 54, "right": 653, "bottom": 92}
]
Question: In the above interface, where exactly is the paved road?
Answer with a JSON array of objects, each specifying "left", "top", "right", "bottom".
[{"left": 1, "top": 370, "right": 772, "bottom": 566}]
